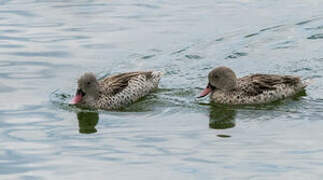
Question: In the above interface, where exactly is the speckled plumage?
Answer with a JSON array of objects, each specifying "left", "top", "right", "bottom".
[
  {"left": 200, "top": 67, "right": 307, "bottom": 105},
  {"left": 74, "top": 71, "right": 162, "bottom": 110}
]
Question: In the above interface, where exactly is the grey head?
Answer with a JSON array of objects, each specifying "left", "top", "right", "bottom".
[
  {"left": 198, "top": 66, "right": 237, "bottom": 98},
  {"left": 208, "top": 66, "right": 237, "bottom": 91},
  {"left": 70, "top": 72, "right": 99, "bottom": 105}
]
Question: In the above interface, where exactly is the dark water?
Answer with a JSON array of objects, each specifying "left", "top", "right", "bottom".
[{"left": 1, "top": 0, "right": 323, "bottom": 179}]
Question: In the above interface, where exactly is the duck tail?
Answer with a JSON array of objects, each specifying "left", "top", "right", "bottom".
[
  {"left": 303, "top": 79, "right": 314, "bottom": 87},
  {"left": 152, "top": 71, "right": 163, "bottom": 79},
  {"left": 150, "top": 71, "right": 163, "bottom": 86}
]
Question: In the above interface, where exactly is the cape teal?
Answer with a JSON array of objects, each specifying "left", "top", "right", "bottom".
[
  {"left": 70, "top": 71, "right": 162, "bottom": 110},
  {"left": 198, "top": 66, "right": 306, "bottom": 104}
]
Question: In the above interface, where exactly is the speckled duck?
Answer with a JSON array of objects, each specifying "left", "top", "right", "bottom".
[
  {"left": 70, "top": 71, "right": 162, "bottom": 110},
  {"left": 198, "top": 66, "right": 307, "bottom": 104}
]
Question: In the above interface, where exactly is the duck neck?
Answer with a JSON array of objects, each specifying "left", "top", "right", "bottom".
[{"left": 224, "top": 79, "right": 237, "bottom": 92}]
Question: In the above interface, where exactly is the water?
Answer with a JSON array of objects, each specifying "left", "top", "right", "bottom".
[{"left": 1, "top": 0, "right": 323, "bottom": 179}]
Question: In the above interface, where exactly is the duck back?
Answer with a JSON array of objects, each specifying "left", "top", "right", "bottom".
[
  {"left": 96, "top": 71, "right": 162, "bottom": 109},
  {"left": 211, "top": 74, "right": 306, "bottom": 105}
]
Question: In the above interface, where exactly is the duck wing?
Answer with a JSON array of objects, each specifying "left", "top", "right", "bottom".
[
  {"left": 101, "top": 71, "right": 154, "bottom": 95},
  {"left": 241, "top": 74, "right": 301, "bottom": 96}
]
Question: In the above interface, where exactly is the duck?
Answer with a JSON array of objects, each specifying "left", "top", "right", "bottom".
[
  {"left": 69, "top": 71, "right": 162, "bottom": 110},
  {"left": 198, "top": 66, "right": 307, "bottom": 104}
]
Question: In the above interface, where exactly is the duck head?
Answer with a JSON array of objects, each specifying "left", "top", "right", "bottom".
[
  {"left": 70, "top": 72, "right": 99, "bottom": 105},
  {"left": 198, "top": 66, "right": 237, "bottom": 98}
]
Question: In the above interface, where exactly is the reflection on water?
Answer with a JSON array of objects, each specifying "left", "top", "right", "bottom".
[
  {"left": 1, "top": 0, "right": 323, "bottom": 179},
  {"left": 208, "top": 90, "right": 307, "bottom": 131},
  {"left": 209, "top": 105, "right": 236, "bottom": 129},
  {"left": 77, "top": 111, "right": 99, "bottom": 134}
]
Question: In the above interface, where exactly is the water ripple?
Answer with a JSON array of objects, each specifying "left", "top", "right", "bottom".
[
  {"left": 0, "top": 23, "right": 64, "bottom": 28},
  {"left": 0, "top": 10, "right": 36, "bottom": 17},
  {"left": 225, "top": 51, "right": 248, "bottom": 59},
  {"left": 0, "top": 35, "right": 29, "bottom": 42},
  {"left": 307, "top": 34, "right": 323, "bottom": 40},
  {"left": 0, "top": 44, "right": 24, "bottom": 48},
  {"left": 7, "top": 51, "right": 70, "bottom": 58},
  {"left": 1, "top": 0, "right": 323, "bottom": 179},
  {"left": 0, "top": 61, "right": 73, "bottom": 80}
]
